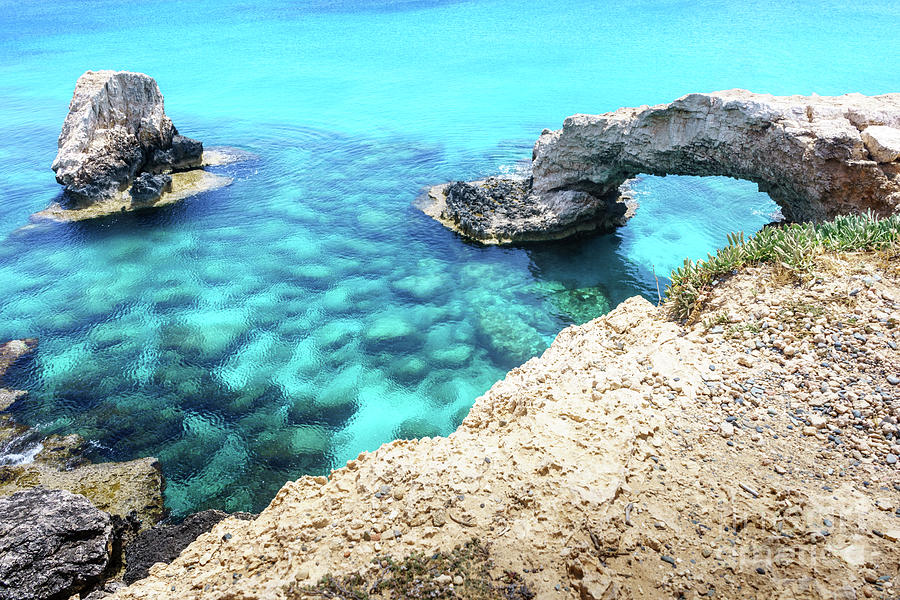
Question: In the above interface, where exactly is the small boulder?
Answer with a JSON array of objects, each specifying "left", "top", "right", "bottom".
[
  {"left": 129, "top": 172, "right": 172, "bottom": 204},
  {"left": 719, "top": 422, "right": 735, "bottom": 438},
  {"left": 862, "top": 126, "right": 900, "bottom": 163}
]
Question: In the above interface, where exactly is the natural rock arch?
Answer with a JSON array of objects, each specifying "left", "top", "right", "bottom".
[{"left": 423, "top": 90, "right": 900, "bottom": 244}]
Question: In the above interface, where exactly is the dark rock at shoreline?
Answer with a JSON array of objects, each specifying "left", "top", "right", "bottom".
[
  {"left": 148, "top": 134, "right": 203, "bottom": 174},
  {"left": 0, "top": 488, "right": 115, "bottom": 600},
  {"left": 123, "top": 509, "right": 255, "bottom": 585},
  {"left": 424, "top": 176, "right": 634, "bottom": 245},
  {"left": 129, "top": 173, "right": 172, "bottom": 203}
]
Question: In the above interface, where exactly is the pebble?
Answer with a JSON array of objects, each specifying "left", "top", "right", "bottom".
[
  {"left": 886, "top": 454, "right": 898, "bottom": 465},
  {"left": 875, "top": 498, "right": 894, "bottom": 511},
  {"left": 719, "top": 422, "right": 735, "bottom": 438},
  {"left": 887, "top": 375, "right": 900, "bottom": 386}
]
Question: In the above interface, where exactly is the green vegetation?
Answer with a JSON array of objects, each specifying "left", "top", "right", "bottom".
[
  {"left": 293, "top": 539, "right": 534, "bottom": 600},
  {"left": 665, "top": 212, "right": 900, "bottom": 321}
]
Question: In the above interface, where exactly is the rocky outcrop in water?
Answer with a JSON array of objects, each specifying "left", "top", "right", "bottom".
[
  {"left": 423, "top": 90, "right": 900, "bottom": 243},
  {"left": 0, "top": 488, "right": 115, "bottom": 600},
  {"left": 51, "top": 70, "right": 202, "bottom": 204},
  {"left": 43, "top": 70, "right": 233, "bottom": 221}
]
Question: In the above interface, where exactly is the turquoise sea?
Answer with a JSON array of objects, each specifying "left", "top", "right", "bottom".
[{"left": 1, "top": 0, "right": 897, "bottom": 516}]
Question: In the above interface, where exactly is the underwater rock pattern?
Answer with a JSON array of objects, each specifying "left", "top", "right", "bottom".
[
  {"left": 425, "top": 90, "right": 900, "bottom": 243},
  {"left": 0, "top": 339, "right": 166, "bottom": 527},
  {"left": 50, "top": 70, "right": 203, "bottom": 206}
]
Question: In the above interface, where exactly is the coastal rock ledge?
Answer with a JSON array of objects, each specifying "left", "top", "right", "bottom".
[
  {"left": 42, "top": 70, "right": 231, "bottom": 221},
  {"left": 423, "top": 90, "right": 900, "bottom": 244}
]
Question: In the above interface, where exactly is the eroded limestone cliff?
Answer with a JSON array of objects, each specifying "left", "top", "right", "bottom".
[{"left": 423, "top": 90, "right": 900, "bottom": 243}]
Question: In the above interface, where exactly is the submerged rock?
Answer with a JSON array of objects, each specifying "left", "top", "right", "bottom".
[
  {"left": 0, "top": 488, "right": 114, "bottom": 600},
  {"left": 42, "top": 70, "right": 235, "bottom": 222},
  {"left": 0, "top": 339, "right": 36, "bottom": 412},
  {"left": 547, "top": 285, "right": 613, "bottom": 325},
  {"left": 423, "top": 90, "right": 900, "bottom": 243},
  {"left": 0, "top": 339, "right": 166, "bottom": 527}
]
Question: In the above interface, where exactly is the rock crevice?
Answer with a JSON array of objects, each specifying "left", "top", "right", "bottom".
[{"left": 423, "top": 90, "right": 900, "bottom": 243}]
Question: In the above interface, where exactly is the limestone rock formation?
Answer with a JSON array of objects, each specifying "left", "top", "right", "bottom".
[
  {"left": 0, "top": 488, "right": 115, "bottom": 600},
  {"left": 51, "top": 70, "right": 202, "bottom": 204},
  {"left": 44, "top": 70, "right": 233, "bottom": 221},
  {"left": 423, "top": 90, "right": 900, "bottom": 243}
]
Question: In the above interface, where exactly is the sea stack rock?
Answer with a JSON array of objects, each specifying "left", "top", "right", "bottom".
[
  {"left": 423, "top": 90, "right": 900, "bottom": 244},
  {"left": 50, "top": 70, "right": 203, "bottom": 206}
]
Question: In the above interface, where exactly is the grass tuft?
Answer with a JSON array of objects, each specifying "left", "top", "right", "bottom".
[{"left": 665, "top": 212, "right": 900, "bottom": 321}]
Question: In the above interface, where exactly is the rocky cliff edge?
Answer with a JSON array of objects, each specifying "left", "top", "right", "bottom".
[{"left": 115, "top": 247, "right": 899, "bottom": 599}]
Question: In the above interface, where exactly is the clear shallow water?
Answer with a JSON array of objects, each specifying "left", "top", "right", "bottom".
[{"left": 0, "top": 0, "right": 896, "bottom": 515}]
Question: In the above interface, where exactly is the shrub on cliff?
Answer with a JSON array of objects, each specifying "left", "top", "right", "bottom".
[{"left": 666, "top": 212, "right": 900, "bottom": 321}]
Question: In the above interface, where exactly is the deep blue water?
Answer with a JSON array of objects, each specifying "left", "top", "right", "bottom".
[{"left": 0, "top": 0, "right": 896, "bottom": 515}]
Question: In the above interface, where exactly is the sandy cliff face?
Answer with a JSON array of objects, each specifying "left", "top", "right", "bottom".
[
  {"left": 424, "top": 91, "right": 900, "bottom": 243},
  {"left": 116, "top": 250, "right": 899, "bottom": 599}
]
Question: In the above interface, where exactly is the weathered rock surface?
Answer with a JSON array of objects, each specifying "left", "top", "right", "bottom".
[
  {"left": 123, "top": 510, "right": 254, "bottom": 585},
  {"left": 44, "top": 70, "right": 233, "bottom": 221},
  {"left": 424, "top": 90, "right": 900, "bottom": 243},
  {"left": 0, "top": 455, "right": 167, "bottom": 528},
  {"left": 863, "top": 125, "right": 900, "bottom": 163},
  {"left": 423, "top": 175, "right": 635, "bottom": 244},
  {"left": 0, "top": 488, "right": 114, "bottom": 600}
]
